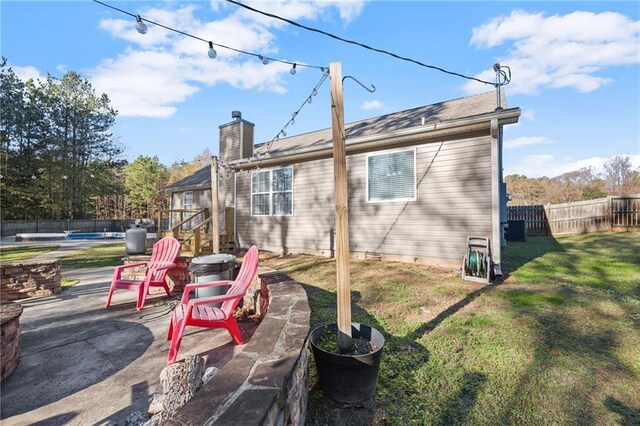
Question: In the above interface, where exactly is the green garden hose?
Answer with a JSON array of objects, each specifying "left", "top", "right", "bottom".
[{"left": 466, "top": 250, "right": 486, "bottom": 278}]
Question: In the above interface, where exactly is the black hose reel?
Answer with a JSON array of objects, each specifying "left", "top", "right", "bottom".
[{"left": 462, "top": 236, "right": 494, "bottom": 284}]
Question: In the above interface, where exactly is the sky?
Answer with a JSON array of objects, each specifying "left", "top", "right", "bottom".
[{"left": 1, "top": 0, "right": 639, "bottom": 178}]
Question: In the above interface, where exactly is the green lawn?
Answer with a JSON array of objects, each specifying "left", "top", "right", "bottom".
[
  {"left": 261, "top": 231, "right": 640, "bottom": 425},
  {"left": 0, "top": 245, "right": 59, "bottom": 263},
  {"left": 60, "top": 243, "right": 128, "bottom": 269}
]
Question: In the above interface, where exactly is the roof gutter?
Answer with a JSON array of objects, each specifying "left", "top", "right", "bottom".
[
  {"left": 229, "top": 108, "right": 520, "bottom": 171},
  {"left": 163, "top": 184, "right": 210, "bottom": 193}
]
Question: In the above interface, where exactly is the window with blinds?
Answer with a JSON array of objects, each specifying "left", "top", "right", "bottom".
[
  {"left": 367, "top": 149, "right": 416, "bottom": 202},
  {"left": 251, "top": 166, "right": 293, "bottom": 216}
]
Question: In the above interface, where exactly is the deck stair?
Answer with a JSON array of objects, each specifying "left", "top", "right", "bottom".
[{"left": 158, "top": 207, "right": 235, "bottom": 256}]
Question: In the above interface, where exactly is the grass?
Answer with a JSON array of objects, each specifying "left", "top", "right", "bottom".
[
  {"left": 260, "top": 231, "right": 640, "bottom": 425},
  {"left": 61, "top": 277, "right": 80, "bottom": 288},
  {"left": 60, "top": 243, "right": 128, "bottom": 269},
  {"left": 0, "top": 245, "right": 59, "bottom": 263}
]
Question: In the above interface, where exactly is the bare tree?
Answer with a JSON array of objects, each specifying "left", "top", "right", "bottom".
[{"left": 603, "top": 155, "right": 640, "bottom": 195}]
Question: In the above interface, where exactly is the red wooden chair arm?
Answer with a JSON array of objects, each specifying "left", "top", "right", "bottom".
[
  {"left": 186, "top": 292, "right": 246, "bottom": 308},
  {"left": 180, "top": 281, "right": 234, "bottom": 304}
]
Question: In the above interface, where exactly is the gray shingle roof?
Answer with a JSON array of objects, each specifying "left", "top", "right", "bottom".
[
  {"left": 166, "top": 91, "right": 505, "bottom": 191},
  {"left": 254, "top": 91, "right": 504, "bottom": 156},
  {"left": 164, "top": 165, "right": 211, "bottom": 191}
]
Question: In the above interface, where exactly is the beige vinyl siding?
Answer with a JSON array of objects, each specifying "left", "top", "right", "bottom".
[
  {"left": 170, "top": 188, "right": 211, "bottom": 227},
  {"left": 233, "top": 134, "right": 493, "bottom": 263},
  {"left": 241, "top": 124, "right": 254, "bottom": 159},
  {"left": 220, "top": 121, "right": 254, "bottom": 163}
]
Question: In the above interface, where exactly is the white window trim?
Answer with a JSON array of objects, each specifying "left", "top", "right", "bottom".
[
  {"left": 183, "top": 191, "right": 194, "bottom": 210},
  {"left": 366, "top": 147, "right": 417, "bottom": 203},
  {"left": 251, "top": 166, "right": 294, "bottom": 216},
  {"left": 251, "top": 170, "right": 271, "bottom": 217}
]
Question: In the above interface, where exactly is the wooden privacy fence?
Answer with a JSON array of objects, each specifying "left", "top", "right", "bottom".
[{"left": 508, "top": 196, "right": 640, "bottom": 236}]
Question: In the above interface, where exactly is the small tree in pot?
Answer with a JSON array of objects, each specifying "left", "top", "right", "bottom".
[{"left": 309, "top": 62, "right": 385, "bottom": 404}]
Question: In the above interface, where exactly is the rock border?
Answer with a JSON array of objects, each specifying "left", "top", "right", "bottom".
[
  {"left": 1, "top": 260, "right": 61, "bottom": 301},
  {"left": 165, "top": 272, "right": 311, "bottom": 425},
  {"left": 1, "top": 301, "right": 24, "bottom": 381}
]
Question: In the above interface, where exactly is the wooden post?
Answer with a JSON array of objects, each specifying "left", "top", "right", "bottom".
[
  {"left": 330, "top": 62, "right": 352, "bottom": 351},
  {"left": 211, "top": 156, "right": 220, "bottom": 254},
  {"left": 194, "top": 228, "right": 201, "bottom": 257}
]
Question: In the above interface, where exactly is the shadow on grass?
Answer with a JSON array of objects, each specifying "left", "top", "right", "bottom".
[
  {"left": 409, "top": 283, "right": 501, "bottom": 341},
  {"left": 604, "top": 396, "right": 640, "bottom": 426},
  {"left": 296, "top": 280, "right": 489, "bottom": 425},
  {"left": 492, "top": 287, "right": 640, "bottom": 424},
  {"left": 503, "top": 235, "right": 564, "bottom": 276}
]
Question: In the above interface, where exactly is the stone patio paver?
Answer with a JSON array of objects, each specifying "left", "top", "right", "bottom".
[{"left": 0, "top": 263, "right": 253, "bottom": 425}]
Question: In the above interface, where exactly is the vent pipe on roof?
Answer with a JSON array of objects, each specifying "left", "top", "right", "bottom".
[{"left": 493, "top": 63, "right": 503, "bottom": 111}]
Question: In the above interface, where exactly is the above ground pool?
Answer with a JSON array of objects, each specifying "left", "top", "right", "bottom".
[{"left": 14, "top": 232, "right": 156, "bottom": 242}]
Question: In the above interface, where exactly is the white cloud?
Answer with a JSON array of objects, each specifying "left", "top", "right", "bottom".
[
  {"left": 93, "top": 1, "right": 366, "bottom": 118},
  {"left": 521, "top": 107, "right": 535, "bottom": 122},
  {"left": 504, "top": 136, "right": 554, "bottom": 149},
  {"left": 463, "top": 10, "right": 640, "bottom": 95},
  {"left": 238, "top": 0, "right": 365, "bottom": 26},
  {"left": 361, "top": 100, "right": 387, "bottom": 111},
  {"left": 506, "top": 153, "right": 640, "bottom": 178},
  {"left": 12, "top": 65, "right": 45, "bottom": 82}
]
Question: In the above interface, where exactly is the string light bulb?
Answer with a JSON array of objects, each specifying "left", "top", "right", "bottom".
[
  {"left": 208, "top": 42, "right": 217, "bottom": 59},
  {"left": 259, "top": 55, "right": 269, "bottom": 65},
  {"left": 290, "top": 63, "right": 297, "bottom": 75},
  {"left": 307, "top": 96, "right": 312, "bottom": 104},
  {"left": 31, "top": 175, "right": 36, "bottom": 180},
  {"left": 135, "top": 15, "right": 148, "bottom": 34},
  {"left": 311, "top": 88, "right": 318, "bottom": 97}
]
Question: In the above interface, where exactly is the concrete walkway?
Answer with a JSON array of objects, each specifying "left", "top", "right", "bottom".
[
  {"left": 0, "top": 260, "right": 252, "bottom": 425},
  {"left": 1, "top": 237, "right": 119, "bottom": 262}
]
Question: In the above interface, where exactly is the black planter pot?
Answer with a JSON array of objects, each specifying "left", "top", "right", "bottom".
[{"left": 310, "top": 323, "right": 385, "bottom": 404}]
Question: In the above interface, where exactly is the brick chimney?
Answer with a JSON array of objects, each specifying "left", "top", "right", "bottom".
[{"left": 219, "top": 111, "right": 255, "bottom": 163}]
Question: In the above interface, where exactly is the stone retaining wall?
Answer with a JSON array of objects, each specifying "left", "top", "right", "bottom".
[
  {"left": 1, "top": 260, "right": 61, "bottom": 301},
  {"left": 1, "top": 301, "right": 24, "bottom": 382},
  {"left": 167, "top": 272, "right": 311, "bottom": 425}
]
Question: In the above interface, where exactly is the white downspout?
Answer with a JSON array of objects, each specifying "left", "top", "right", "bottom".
[
  {"left": 236, "top": 119, "right": 242, "bottom": 249},
  {"left": 233, "top": 172, "right": 237, "bottom": 249},
  {"left": 490, "top": 118, "right": 502, "bottom": 276}
]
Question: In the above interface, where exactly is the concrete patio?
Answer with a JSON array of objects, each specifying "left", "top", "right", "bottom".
[{"left": 0, "top": 261, "right": 258, "bottom": 425}]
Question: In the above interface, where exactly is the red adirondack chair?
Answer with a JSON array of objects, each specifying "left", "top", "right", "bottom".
[
  {"left": 105, "top": 237, "right": 181, "bottom": 310},
  {"left": 167, "top": 245, "right": 259, "bottom": 364}
]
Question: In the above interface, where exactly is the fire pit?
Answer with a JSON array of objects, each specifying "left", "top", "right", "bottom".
[{"left": 1, "top": 301, "right": 24, "bottom": 381}]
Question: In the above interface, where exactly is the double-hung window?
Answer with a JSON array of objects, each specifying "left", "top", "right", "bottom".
[
  {"left": 183, "top": 191, "right": 194, "bottom": 210},
  {"left": 367, "top": 148, "right": 416, "bottom": 202},
  {"left": 251, "top": 167, "right": 293, "bottom": 216}
]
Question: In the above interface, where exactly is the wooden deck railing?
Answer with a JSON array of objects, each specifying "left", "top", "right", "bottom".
[{"left": 157, "top": 207, "right": 234, "bottom": 255}]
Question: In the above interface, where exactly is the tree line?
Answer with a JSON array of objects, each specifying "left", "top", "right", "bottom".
[
  {"left": 1, "top": 60, "right": 210, "bottom": 221},
  {"left": 506, "top": 155, "right": 640, "bottom": 206}
]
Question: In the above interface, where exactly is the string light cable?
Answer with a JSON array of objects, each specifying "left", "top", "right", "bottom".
[
  {"left": 260, "top": 69, "right": 330, "bottom": 158},
  {"left": 92, "top": 0, "right": 324, "bottom": 71},
  {"left": 225, "top": 0, "right": 505, "bottom": 87}
]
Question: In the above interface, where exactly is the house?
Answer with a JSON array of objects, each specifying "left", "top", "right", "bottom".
[{"left": 165, "top": 91, "right": 520, "bottom": 274}]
